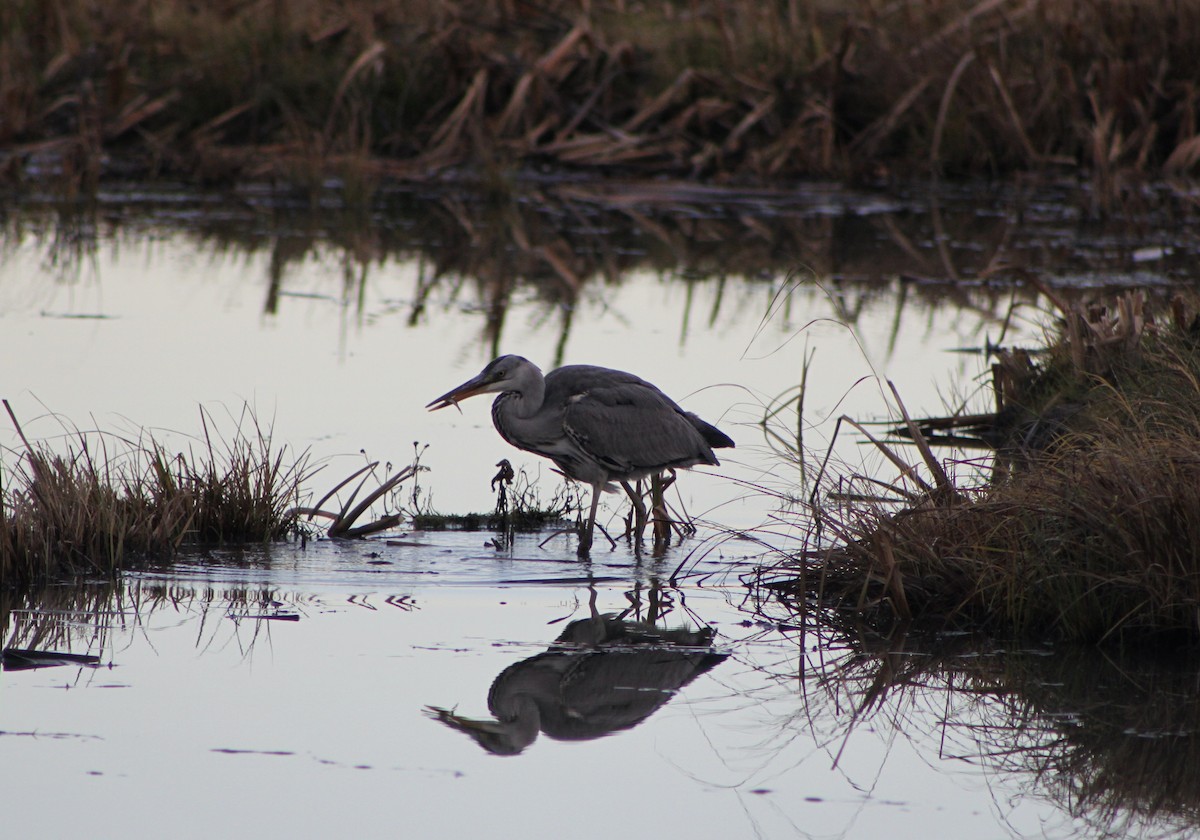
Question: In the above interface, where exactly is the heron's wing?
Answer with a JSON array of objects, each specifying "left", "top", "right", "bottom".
[
  {"left": 545, "top": 650, "right": 728, "bottom": 738},
  {"left": 559, "top": 378, "right": 719, "bottom": 475}
]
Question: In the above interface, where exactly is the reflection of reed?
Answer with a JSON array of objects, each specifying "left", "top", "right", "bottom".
[
  {"left": 11, "top": 180, "right": 1185, "bottom": 361},
  {"left": 754, "top": 616, "right": 1200, "bottom": 839},
  {"left": 1, "top": 578, "right": 331, "bottom": 669},
  {"left": 1004, "top": 646, "right": 1200, "bottom": 837},
  {"left": 0, "top": 582, "right": 118, "bottom": 670}
]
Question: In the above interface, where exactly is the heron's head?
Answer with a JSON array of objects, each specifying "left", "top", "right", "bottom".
[
  {"left": 423, "top": 705, "right": 536, "bottom": 755},
  {"left": 426, "top": 355, "right": 540, "bottom": 411}
]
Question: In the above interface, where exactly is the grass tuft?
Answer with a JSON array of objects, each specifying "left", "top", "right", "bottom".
[
  {"left": 0, "top": 402, "right": 313, "bottom": 589},
  {"left": 763, "top": 290, "right": 1200, "bottom": 644}
]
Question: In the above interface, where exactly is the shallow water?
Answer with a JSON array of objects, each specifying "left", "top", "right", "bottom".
[
  {"left": 7, "top": 534, "right": 1198, "bottom": 840},
  {"left": 2, "top": 178, "right": 1199, "bottom": 838}
]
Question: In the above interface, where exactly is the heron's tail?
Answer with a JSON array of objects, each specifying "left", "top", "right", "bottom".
[{"left": 687, "top": 413, "right": 734, "bottom": 449}]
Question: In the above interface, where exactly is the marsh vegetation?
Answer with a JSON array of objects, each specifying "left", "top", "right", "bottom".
[
  {"left": 761, "top": 291, "right": 1200, "bottom": 644},
  {"left": 3, "top": 0, "right": 1200, "bottom": 200},
  {"left": 0, "top": 402, "right": 312, "bottom": 588},
  {"left": 5, "top": 6, "right": 1200, "bottom": 837}
]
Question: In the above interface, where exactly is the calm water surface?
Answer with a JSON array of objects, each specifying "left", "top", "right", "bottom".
[
  {"left": 2, "top": 179, "right": 1198, "bottom": 838},
  {"left": 7, "top": 534, "right": 1196, "bottom": 839},
  {"left": 0, "top": 536, "right": 1113, "bottom": 839}
]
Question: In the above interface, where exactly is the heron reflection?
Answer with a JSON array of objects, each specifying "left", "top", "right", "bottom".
[{"left": 426, "top": 612, "right": 727, "bottom": 755}]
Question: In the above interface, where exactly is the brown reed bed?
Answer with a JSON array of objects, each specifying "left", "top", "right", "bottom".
[
  {"left": 0, "top": 402, "right": 313, "bottom": 589},
  {"left": 760, "top": 289, "right": 1200, "bottom": 644},
  {"left": 2, "top": 1, "right": 1199, "bottom": 195}
]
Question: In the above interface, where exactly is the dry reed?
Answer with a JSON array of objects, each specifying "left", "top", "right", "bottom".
[{"left": 2, "top": 0, "right": 1199, "bottom": 194}]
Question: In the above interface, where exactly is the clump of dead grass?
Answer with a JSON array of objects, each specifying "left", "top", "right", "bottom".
[
  {"left": 409, "top": 458, "right": 576, "bottom": 540},
  {"left": 764, "top": 290, "right": 1200, "bottom": 644},
  {"left": 0, "top": 403, "right": 313, "bottom": 589}
]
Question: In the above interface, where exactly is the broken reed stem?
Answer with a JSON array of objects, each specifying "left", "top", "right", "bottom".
[
  {"left": 930, "top": 50, "right": 976, "bottom": 177},
  {"left": 3, "top": 400, "right": 33, "bottom": 453},
  {"left": 887, "top": 381, "right": 955, "bottom": 499}
]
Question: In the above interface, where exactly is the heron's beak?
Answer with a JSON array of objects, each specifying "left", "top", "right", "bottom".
[{"left": 426, "top": 372, "right": 490, "bottom": 412}]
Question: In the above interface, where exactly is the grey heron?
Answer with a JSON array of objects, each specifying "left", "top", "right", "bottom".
[{"left": 426, "top": 355, "right": 734, "bottom": 555}]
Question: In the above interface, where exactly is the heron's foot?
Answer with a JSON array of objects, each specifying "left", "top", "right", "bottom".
[
  {"left": 576, "top": 530, "right": 592, "bottom": 556},
  {"left": 575, "top": 522, "right": 617, "bottom": 556}
]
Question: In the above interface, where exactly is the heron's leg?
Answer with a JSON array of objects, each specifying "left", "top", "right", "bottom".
[
  {"left": 620, "top": 480, "right": 648, "bottom": 541},
  {"left": 578, "top": 483, "right": 602, "bottom": 556},
  {"left": 651, "top": 472, "right": 671, "bottom": 549}
]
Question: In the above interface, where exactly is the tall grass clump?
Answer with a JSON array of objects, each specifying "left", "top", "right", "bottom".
[
  {"left": 0, "top": 403, "right": 312, "bottom": 590},
  {"left": 764, "top": 291, "right": 1200, "bottom": 644}
]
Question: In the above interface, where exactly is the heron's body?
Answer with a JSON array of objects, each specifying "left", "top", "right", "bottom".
[{"left": 427, "top": 355, "right": 733, "bottom": 554}]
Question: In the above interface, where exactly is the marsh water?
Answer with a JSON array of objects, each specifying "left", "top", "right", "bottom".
[{"left": 3, "top": 177, "right": 1200, "bottom": 839}]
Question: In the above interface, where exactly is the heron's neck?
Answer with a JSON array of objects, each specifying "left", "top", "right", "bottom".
[
  {"left": 491, "top": 377, "right": 546, "bottom": 453},
  {"left": 498, "top": 378, "right": 544, "bottom": 419},
  {"left": 493, "top": 695, "right": 542, "bottom": 751}
]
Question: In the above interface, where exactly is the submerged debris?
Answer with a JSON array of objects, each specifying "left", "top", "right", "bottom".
[{"left": 1, "top": 648, "right": 101, "bottom": 671}]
